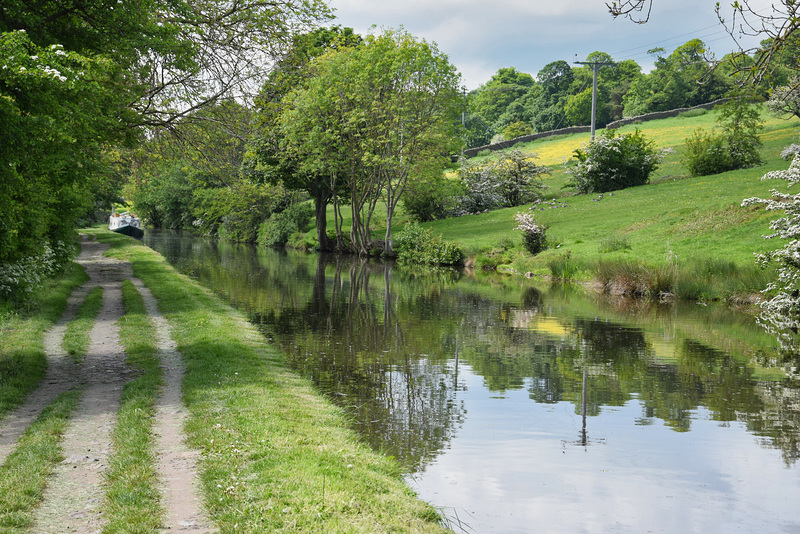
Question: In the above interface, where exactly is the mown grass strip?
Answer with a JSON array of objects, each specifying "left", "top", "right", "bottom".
[
  {"left": 0, "top": 390, "right": 82, "bottom": 530},
  {"left": 62, "top": 286, "right": 104, "bottom": 362},
  {"left": 102, "top": 279, "right": 165, "bottom": 532},
  {"left": 0, "top": 262, "right": 88, "bottom": 419},
  {"left": 86, "top": 229, "right": 446, "bottom": 533}
]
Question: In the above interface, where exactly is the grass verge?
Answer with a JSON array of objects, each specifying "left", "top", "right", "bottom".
[
  {"left": 84, "top": 229, "right": 446, "bottom": 533},
  {"left": 62, "top": 286, "right": 104, "bottom": 362},
  {"left": 0, "top": 390, "right": 82, "bottom": 530},
  {"left": 0, "top": 262, "right": 88, "bottom": 420},
  {"left": 102, "top": 279, "right": 165, "bottom": 532}
]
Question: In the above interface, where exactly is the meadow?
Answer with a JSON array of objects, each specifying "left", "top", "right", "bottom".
[{"left": 419, "top": 108, "right": 800, "bottom": 300}]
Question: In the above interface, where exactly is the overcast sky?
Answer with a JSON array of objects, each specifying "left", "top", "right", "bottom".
[{"left": 327, "top": 0, "right": 775, "bottom": 90}]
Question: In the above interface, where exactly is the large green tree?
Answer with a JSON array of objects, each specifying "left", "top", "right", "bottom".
[
  {"left": 280, "top": 29, "right": 462, "bottom": 256},
  {"left": 0, "top": 0, "right": 331, "bottom": 299},
  {"left": 249, "top": 26, "right": 361, "bottom": 251}
]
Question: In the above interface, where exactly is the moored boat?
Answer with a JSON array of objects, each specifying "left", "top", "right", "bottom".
[{"left": 109, "top": 211, "right": 144, "bottom": 238}]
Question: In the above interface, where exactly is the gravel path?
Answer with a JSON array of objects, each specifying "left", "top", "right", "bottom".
[{"left": 0, "top": 237, "right": 212, "bottom": 532}]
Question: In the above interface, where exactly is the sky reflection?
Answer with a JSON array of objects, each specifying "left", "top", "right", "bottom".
[{"left": 408, "top": 368, "right": 800, "bottom": 533}]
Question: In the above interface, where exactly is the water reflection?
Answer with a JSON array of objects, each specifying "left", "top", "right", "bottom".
[{"left": 145, "top": 231, "right": 800, "bottom": 531}]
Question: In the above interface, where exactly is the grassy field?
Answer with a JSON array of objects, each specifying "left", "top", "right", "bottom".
[{"left": 331, "top": 107, "right": 800, "bottom": 300}]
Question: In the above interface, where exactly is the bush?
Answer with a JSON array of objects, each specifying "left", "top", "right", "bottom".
[
  {"left": 257, "top": 203, "right": 314, "bottom": 248},
  {"left": 393, "top": 223, "right": 464, "bottom": 266},
  {"left": 514, "top": 212, "right": 547, "bottom": 255},
  {"left": 684, "top": 129, "right": 732, "bottom": 176},
  {"left": 683, "top": 94, "right": 764, "bottom": 177},
  {"left": 501, "top": 121, "right": 533, "bottom": 140},
  {"left": 566, "top": 129, "right": 666, "bottom": 194},
  {"left": 457, "top": 150, "right": 548, "bottom": 213},
  {"left": 402, "top": 174, "right": 464, "bottom": 222}
]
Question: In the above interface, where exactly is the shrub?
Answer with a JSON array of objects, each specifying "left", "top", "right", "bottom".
[
  {"left": 402, "top": 174, "right": 464, "bottom": 222},
  {"left": 257, "top": 203, "right": 314, "bottom": 248},
  {"left": 501, "top": 121, "right": 533, "bottom": 140},
  {"left": 683, "top": 94, "right": 764, "bottom": 177},
  {"left": 684, "top": 129, "right": 732, "bottom": 177},
  {"left": 514, "top": 212, "right": 548, "bottom": 255},
  {"left": 457, "top": 150, "right": 548, "bottom": 213},
  {"left": 393, "top": 223, "right": 464, "bottom": 266},
  {"left": 566, "top": 129, "right": 667, "bottom": 194},
  {"left": 0, "top": 241, "right": 71, "bottom": 304}
]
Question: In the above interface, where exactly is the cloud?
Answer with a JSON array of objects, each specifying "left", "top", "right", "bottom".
[{"left": 327, "top": 0, "right": 771, "bottom": 89}]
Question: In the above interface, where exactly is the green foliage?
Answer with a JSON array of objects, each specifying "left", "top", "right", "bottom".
[
  {"left": 193, "top": 182, "right": 285, "bottom": 242},
  {"left": 280, "top": 28, "right": 462, "bottom": 255},
  {"left": 501, "top": 121, "right": 534, "bottom": 140},
  {"left": 566, "top": 129, "right": 665, "bottom": 194},
  {"left": 402, "top": 173, "right": 464, "bottom": 222},
  {"left": 683, "top": 95, "right": 764, "bottom": 177},
  {"left": 598, "top": 235, "right": 632, "bottom": 253},
  {"left": 393, "top": 223, "right": 465, "bottom": 265},
  {"left": 257, "top": 202, "right": 314, "bottom": 248}
]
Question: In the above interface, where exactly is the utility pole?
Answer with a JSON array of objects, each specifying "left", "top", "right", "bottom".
[{"left": 573, "top": 59, "right": 614, "bottom": 140}]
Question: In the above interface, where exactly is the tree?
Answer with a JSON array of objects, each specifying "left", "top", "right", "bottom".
[
  {"left": 467, "top": 67, "right": 538, "bottom": 144},
  {"left": 621, "top": 40, "right": 731, "bottom": 116},
  {"left": 280, "top": 29, "right": 462, "bottom": 256},
  {"left": 0, "top": 0, "right": 331, "bottom": 300},
  {"left": 742, "top": 155, "right": 800, "bottom": 356},
  {"left": 608, "top": 1, "right": 800, "bottom": 83},
  {"left": 249, "top": 26, "right": 361, "bottom": 251}
]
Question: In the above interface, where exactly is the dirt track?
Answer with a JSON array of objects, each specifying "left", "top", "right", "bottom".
[{"left": 0, "top": 238, "right": 212, "bottom": 532}]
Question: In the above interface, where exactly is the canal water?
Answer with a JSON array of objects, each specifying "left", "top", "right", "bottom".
[{"left": 144, "top": 231, "right": 800, "bottom": 533}]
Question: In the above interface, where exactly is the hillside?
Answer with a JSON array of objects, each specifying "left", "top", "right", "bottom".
[{"left": 426, "top": 107, "right": 800, "bottom": 299}]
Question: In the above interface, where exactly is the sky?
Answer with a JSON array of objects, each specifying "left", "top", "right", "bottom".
[{"left": 326, "top": 0, "right": 775, "bottom": 90}]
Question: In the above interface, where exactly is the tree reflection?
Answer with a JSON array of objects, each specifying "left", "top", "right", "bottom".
[{"left": 144, "top": 232, "right": 800, "bottom": 468}]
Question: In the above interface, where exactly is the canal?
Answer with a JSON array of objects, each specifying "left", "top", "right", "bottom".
[{"left": 145, "top": 231, "right": 800, "bottom": 533}]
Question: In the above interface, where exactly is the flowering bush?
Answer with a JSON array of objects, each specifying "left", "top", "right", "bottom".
[
  {"left": 566, "top": 129, "right": 667, "bottom": 194},
  {"left": 742, "top": 152, "right": 800, "bottom": 362},
  {"left": 514, "top": 212, "right": 547, "bottom": 255},
  {"left": 456, "top": 150, "right": 548, "bottom": 214}
]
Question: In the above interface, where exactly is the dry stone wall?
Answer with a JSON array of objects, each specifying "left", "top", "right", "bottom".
[{"left": 461, "top": 99, "right": 728, "bottom": 159}]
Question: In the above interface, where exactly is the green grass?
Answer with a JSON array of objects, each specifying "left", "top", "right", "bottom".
[
  {"left": 83, "top": 229, "right": 446, "bottom": 533},
  {"left": 62, "top": 286, "right": 104, "bottom": 362},
  {"left": 414, "top": 108, "right": 800, "bottom": 299},
  {"left": 0, "top": 390, "right": 82, "bottom": 530},
  {"left": 320, "top": 108, "right": 800, "bottom": 297},
  {"left": 0, "top": 261, "right": 88, "bottom": 419},
  {"left": 102, "top": 279, "right": 165, "bottom": 532}
]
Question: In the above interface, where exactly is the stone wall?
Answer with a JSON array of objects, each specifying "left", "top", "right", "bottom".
[{"left": 461, "top": 98, "right": 728, "bottom": 159}]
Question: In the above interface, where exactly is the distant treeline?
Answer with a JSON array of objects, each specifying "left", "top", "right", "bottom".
[{"left": 463, "top": 37, "right": 794, "bottom": 148}]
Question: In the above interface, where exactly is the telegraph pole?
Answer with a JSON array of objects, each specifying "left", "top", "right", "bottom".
[{"left": 574, "top": 59, "right": 614, "bottom": 140}]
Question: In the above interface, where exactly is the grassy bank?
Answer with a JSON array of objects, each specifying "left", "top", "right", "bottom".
[
  {"left": 0, "top": 262, "right": 88, "bottom": 418},
  {"left": 83, "top": 229, "right": 446, "bottom": 533},
  {"left": 429, "top": 109, "right": 800, "bottom": 300},
  {"left": 315, "top": 108, "right": 800, "bottom": 301}
]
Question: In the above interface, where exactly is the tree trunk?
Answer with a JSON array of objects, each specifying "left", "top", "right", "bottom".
[{"left": 314, "top": 193, "right": 331, "bottom": 252}]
